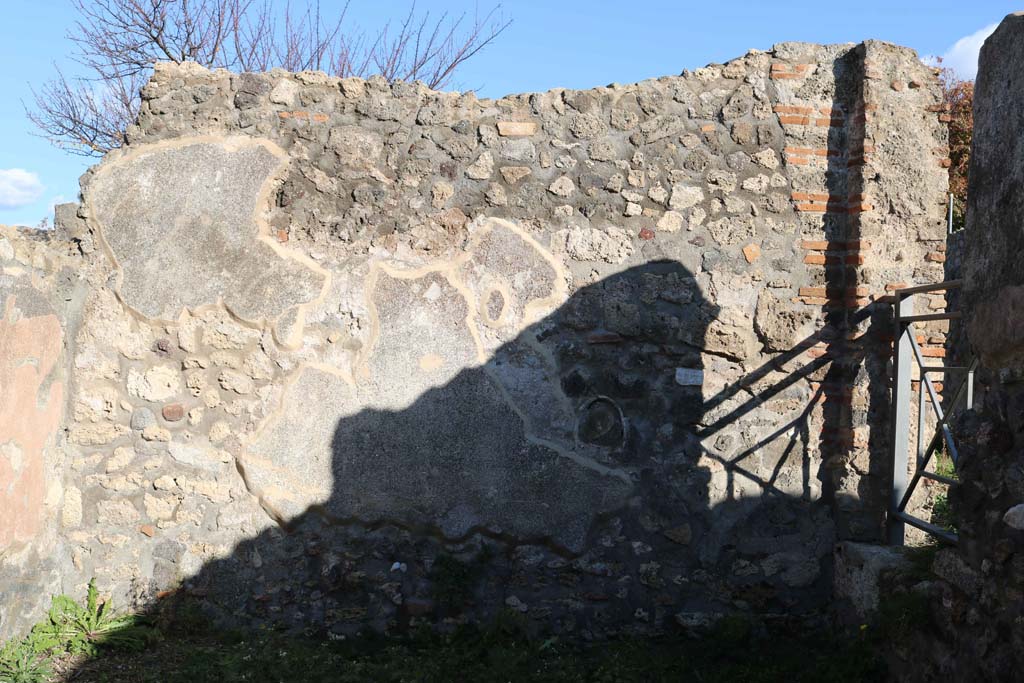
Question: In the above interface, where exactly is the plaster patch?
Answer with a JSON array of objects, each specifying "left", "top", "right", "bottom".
[
  {"left": 86, "top": 137, "right": 328, "bottom": 347},
  {"left": 0, "top": 292, "right": 63, "bottom": 546},
  {"left": 242, "top": 229, "right": 629, "bottom": 551}
]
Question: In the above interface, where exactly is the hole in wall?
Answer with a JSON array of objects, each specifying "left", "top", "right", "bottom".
[{"left": 576, "top": 396, "right": 626, "bottom": 448}]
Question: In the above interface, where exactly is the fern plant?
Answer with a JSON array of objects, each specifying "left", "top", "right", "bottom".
[{"left": 29, "top": 580, "right": 156, "bottom": 658}]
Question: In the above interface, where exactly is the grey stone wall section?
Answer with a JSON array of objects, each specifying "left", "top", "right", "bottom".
[
  {"left": 0, "top": 38, "right": 948, "bottom": 639},
  {"left": 894, "top": 12, "right": 1024, "bottom": 682},
  {"left": 965, "top": 12, "right": 1024, "bottom": 367}
]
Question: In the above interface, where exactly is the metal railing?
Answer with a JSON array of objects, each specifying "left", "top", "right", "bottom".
[{"left": 887, "top": 279, "right": 977, "bottom": 545}]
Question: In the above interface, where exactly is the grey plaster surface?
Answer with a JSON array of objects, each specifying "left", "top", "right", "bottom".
[
  {"left": 87, "top": 138, "right": 326, "bottom": 342},
  {"left": 244, "top": 262, "right": 630, "bottom": 552}
]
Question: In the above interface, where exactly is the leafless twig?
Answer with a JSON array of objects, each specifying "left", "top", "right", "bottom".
[{"left": 27, "top": 0, "right": 510, "bottom": 156}]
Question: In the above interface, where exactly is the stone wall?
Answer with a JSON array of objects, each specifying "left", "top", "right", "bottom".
[
  {"left": 0, "top": 38, "right": 947, "bottom": 639},
  {"left": 889, "top": 12, "right": 1024, "bottom": 681},
  {"left": 0, "top": 227, "right": 80, "bottom": 639}
]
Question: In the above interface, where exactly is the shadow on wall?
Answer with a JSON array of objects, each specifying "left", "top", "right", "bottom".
[{"left": 63, "top": 252, "right": 874, "bottom": 681}]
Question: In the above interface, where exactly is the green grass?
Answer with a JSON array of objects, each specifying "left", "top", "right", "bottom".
[
  {"left": 62, "top": 608, "right": 883, "bottom": 683},
  {"left": 3, "top": 582, "right": 888, "bottom": 682},
  {"left": 927, "top": 450, "right": 959, "bottom": 533},
  {"left": 930, "top": 492, "right": 957, "bottom": 532},
  {"left": 933, "top": 451, "right": 957, "bottom": 481}
]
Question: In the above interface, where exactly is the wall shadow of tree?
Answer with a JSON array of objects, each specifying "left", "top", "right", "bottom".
[{"left": 69, "top": 256, "right": 878, "bottom": 677}]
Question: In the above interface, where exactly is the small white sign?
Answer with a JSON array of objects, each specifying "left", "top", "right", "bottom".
[{"left": 675, "top": 367, "right": 703, "bottom": 386}]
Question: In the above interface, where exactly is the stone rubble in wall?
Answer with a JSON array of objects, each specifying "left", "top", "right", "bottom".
[{"left": 0, "top": 35, "right": 950, "bottom": 641}]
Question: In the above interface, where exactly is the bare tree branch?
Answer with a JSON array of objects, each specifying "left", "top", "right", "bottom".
[{"left": 27, "top": 0, "right": 510, "bottom": 156}]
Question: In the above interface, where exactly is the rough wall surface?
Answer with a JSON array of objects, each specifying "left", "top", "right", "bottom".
[
  {"left": 1, "top": 39, "right": 947, "bottom": 639},
  {"left": 895, "top": 12, "right": 1024, "bottom": 681},
  {"left": 0, "top": 228, "right": 78, "bottom": 639}
]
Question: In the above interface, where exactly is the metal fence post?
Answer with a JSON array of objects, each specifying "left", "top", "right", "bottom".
[
  {"left": 948, "top": 193, "right": 954, "bottom": 234},
  {"left": 888, "top": 294, "right": 913, "bottom": 545},
  {"left": 967, "top": 367, "right": 975, "bottom": 411}
]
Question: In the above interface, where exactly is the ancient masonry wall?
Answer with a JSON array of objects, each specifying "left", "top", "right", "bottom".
[
  {"left": 0, "top": 39, "right": 947, "bottom": 639},
  {"left": 891, "top": 12, "right": 1024, "bottom": 682}
]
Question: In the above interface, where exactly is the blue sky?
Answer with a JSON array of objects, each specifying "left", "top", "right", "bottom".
[{"left": 0, "top": 0, "right": 1016, "bottom": 227}]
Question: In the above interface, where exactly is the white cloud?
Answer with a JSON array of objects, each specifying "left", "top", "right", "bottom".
[
  {"left": 0, "top": 169, "right": 45, "bottom": 210},
  {"left": 924, "top": 23, "right": 999, "bottom": 80}
]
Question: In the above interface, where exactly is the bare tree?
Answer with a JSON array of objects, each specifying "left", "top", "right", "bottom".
[
  {"left": 28, "top": 0, "right": 510, "bottom": 156},
  {"left": 935, "top": 60, "right": 973, "bottom": 230}
]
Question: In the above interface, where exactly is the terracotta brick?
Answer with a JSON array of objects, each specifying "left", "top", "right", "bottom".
[
  {"left": 795, "top": 202, "right": 848, "bottom": 213},
  {"left": 784, "top": 147, "right": 838, "bottom": 158},
  {"left": 773, "top": 105, "right": 814, "bottom": 114},
  {"left": 791, "top": 192, "right": 831, "bottom": 202}
]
